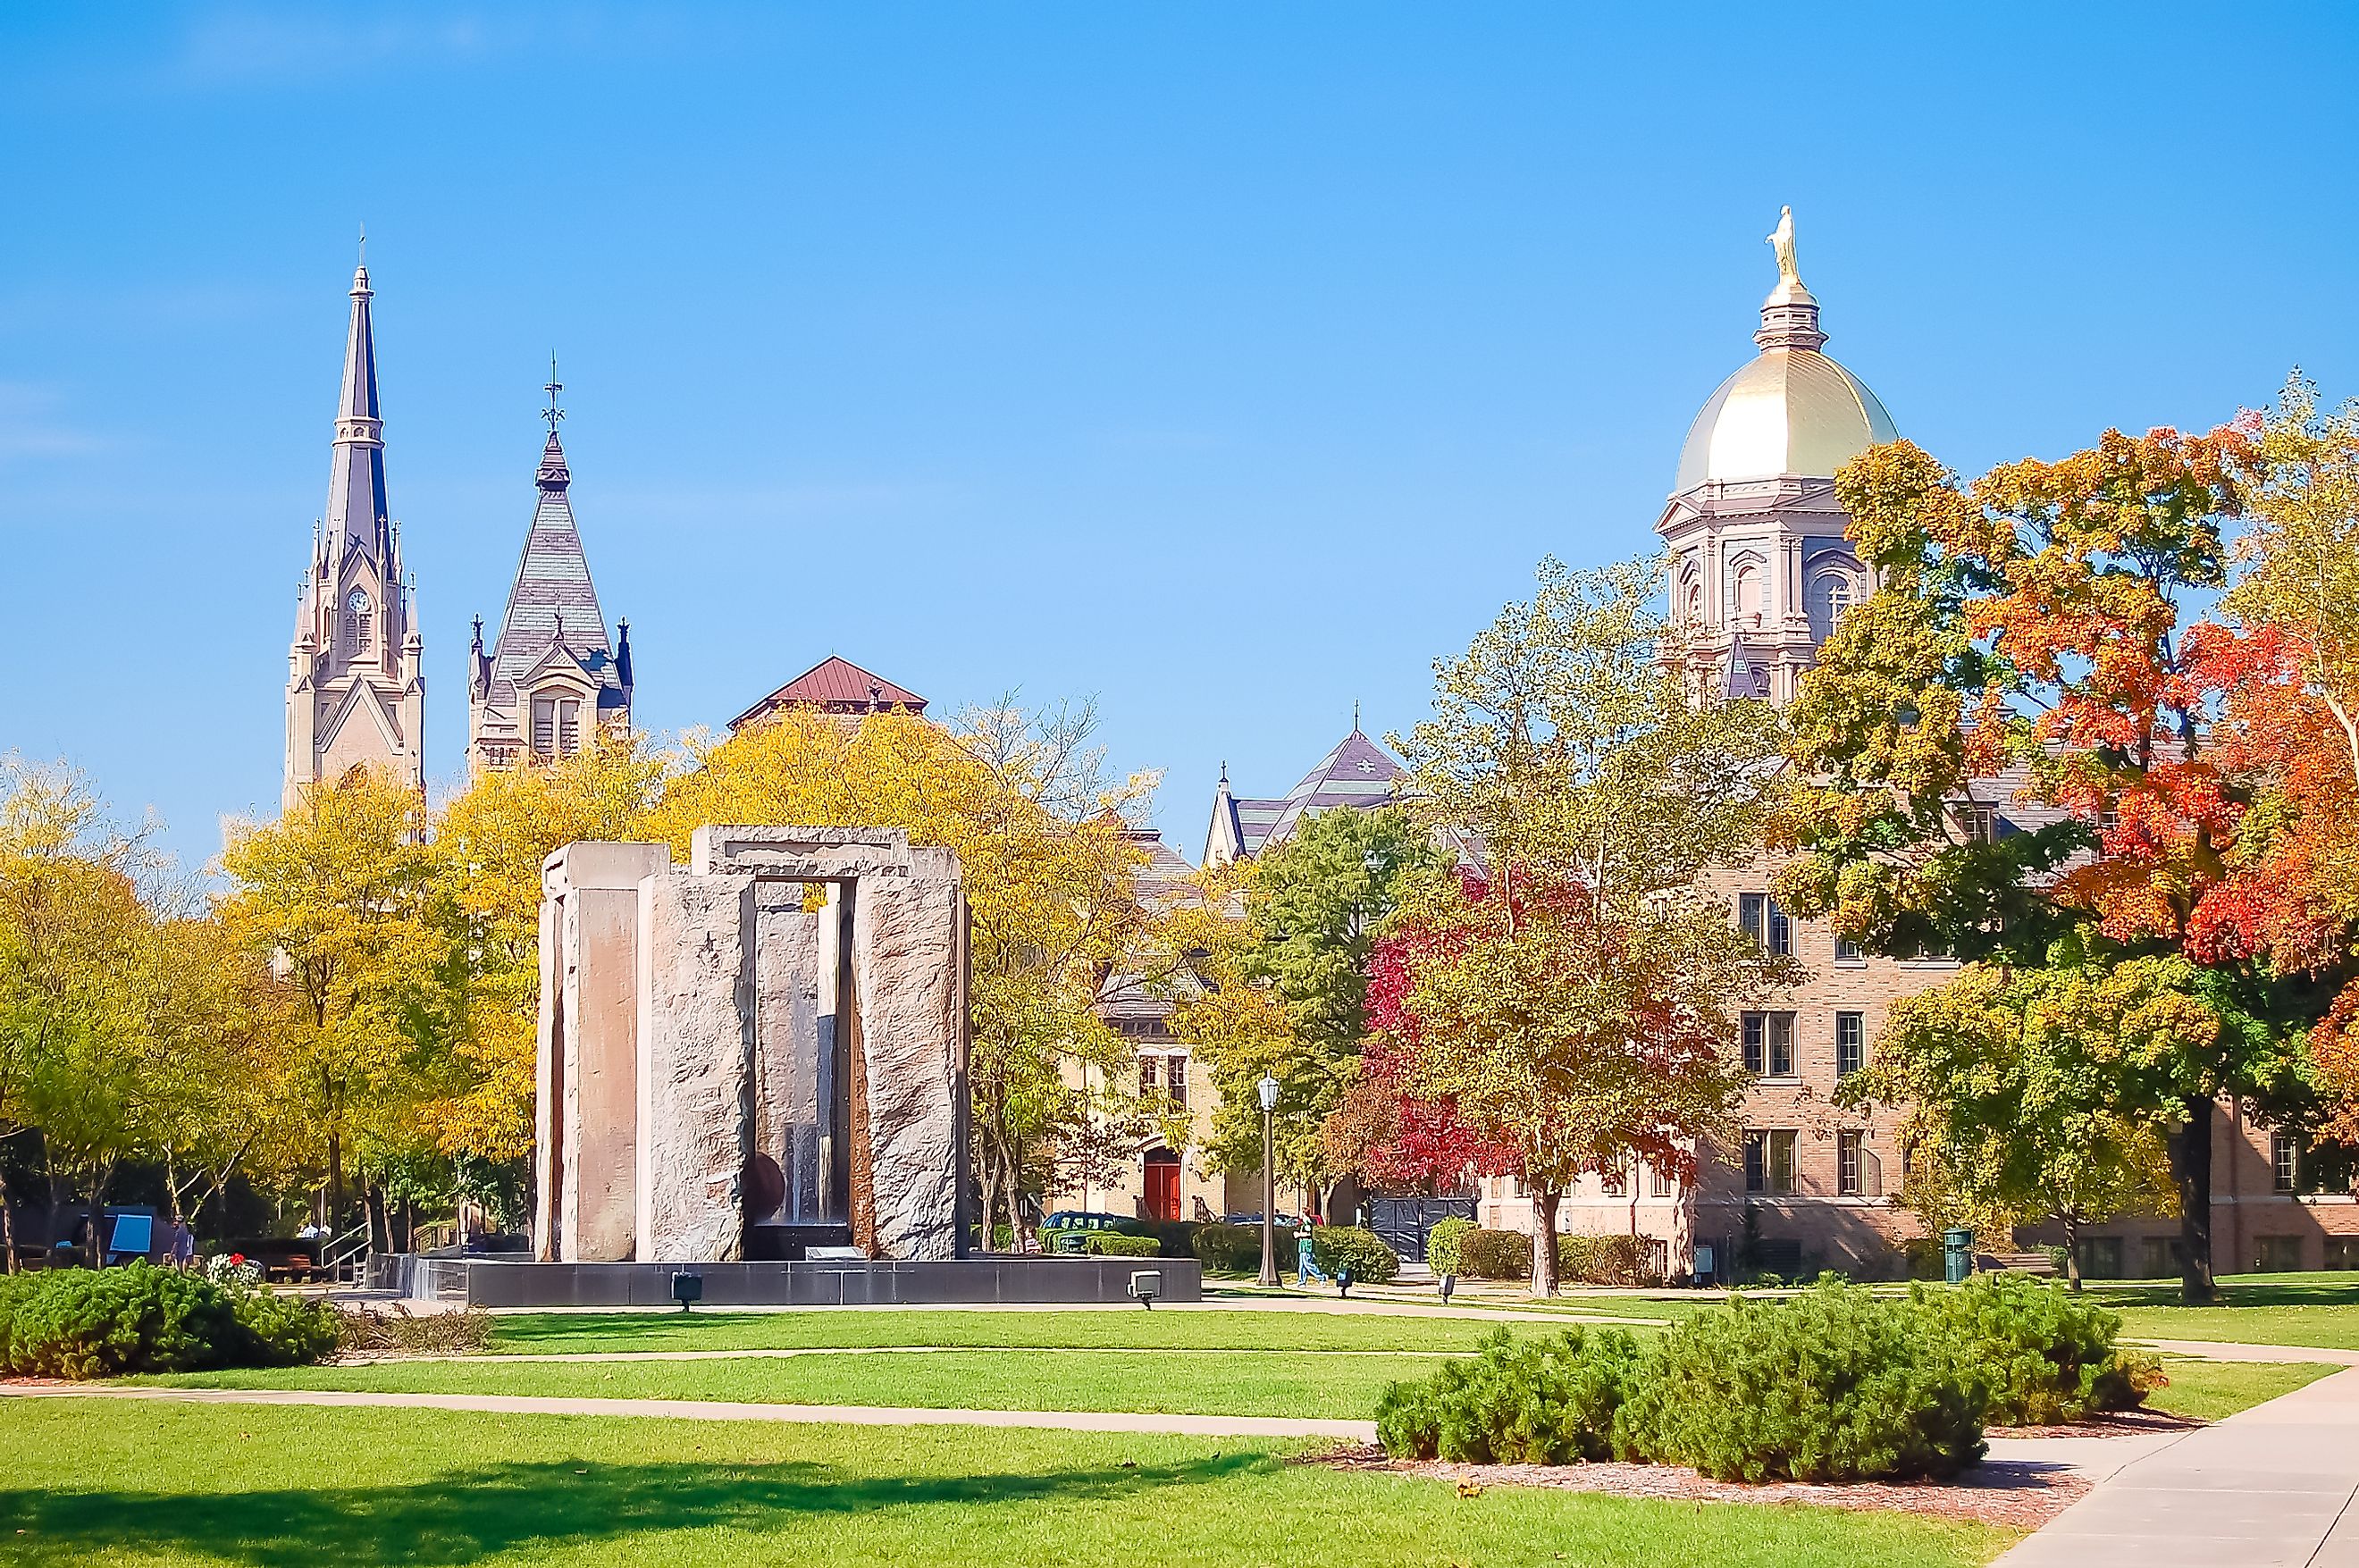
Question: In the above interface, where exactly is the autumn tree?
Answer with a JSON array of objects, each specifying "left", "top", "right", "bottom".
[
  {"left": 220, "top": 770, "right": 445, "bottom": 1239},
  {"left": 1384, "top": 557, "right": 1792, "bottom": 1294},
  {"left": 1841, "top": 957, "right": 2198, "bottom": 1289},
  {"left": 0, "top": 759, "right": 172, "bottom": 1267},
  {"left": 1170, "top": 805, "right": 1448, "bottom": 1215},
  {"left": 427, "top": 734, "right": 666, "bottom": 1161},
  {"left": 653, "top": 702, "right": 1154, "bottom": 1247},
  {"left": 1777, "top": 431, "right": 2339, "bottom": 1301}
]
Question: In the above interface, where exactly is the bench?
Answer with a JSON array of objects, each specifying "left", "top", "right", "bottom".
[{"left": 1984, "top": 1251, "right": 2059, "bottom": 1276}]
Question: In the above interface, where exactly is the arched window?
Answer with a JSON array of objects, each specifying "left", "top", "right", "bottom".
[
  {"left": 1808, "top": 567, "right": 1859, "bottom": 643},
  {"left": 1732, "top": 558, "right": 1767, "bottom": 625},
  {"left": 1678, "top": 572, "right": 1705, "bottom": 627}
]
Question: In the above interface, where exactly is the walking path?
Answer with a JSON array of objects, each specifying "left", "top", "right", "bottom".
[
  {"left": 1997, "top": 1363, "right": 2359, "bottom": 1566},
  {"left": 397, "top": 1345, "right": 1460, "bottom": 1365},
  {"left": 2135, "top": 1337, "right": 2359, "bottom": 1366},
  {"left": 0, "top": 1382, "right": 1376, "bottom": 1440}
]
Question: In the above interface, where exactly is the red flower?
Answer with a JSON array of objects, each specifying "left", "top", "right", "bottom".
[{"left": 229, "top": 1254, "right": 246, "bottom": 1266}]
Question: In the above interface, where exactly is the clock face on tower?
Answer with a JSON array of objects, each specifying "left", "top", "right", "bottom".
[{"left": 348, "top": 589, "right": 370, "bottom": 615}]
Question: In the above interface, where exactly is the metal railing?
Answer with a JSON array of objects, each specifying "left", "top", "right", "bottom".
[{"left": 320, "top": 1222, "right": 372, "bottom": 1283}]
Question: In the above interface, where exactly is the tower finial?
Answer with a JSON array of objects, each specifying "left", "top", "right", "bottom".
[
  {"left": 1352, "top": 700, "right": 1361, "bottom": 734},
  {"left": 1766, "top": 205, "right": 1800, "bottom": 290},
  {"left": 543, "top": 353, "right": 565, "bottom": 433},
  {"left": 1755, "top": 204, "right": 1826, "bottom": 351}
]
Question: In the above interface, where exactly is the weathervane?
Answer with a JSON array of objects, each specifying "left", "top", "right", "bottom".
[{"left": 543, "top": 352, "right": 565, "bottom": 433}]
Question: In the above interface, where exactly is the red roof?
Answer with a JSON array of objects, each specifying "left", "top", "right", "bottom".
[{"left": 729, "top": 657, "right": 928, "bottom": 731}]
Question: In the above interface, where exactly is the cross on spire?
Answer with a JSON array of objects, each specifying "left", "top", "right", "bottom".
[{"left": 543, "top": 353, "right": 565, "bottom": 433}]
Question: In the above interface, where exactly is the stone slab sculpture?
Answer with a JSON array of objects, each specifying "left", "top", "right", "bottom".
[{"left": 533, "top": 826, "right": 969, "bottom": 1264}]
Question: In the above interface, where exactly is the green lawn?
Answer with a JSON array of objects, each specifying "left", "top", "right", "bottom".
[
  {"left": 2091, "top": 1272, "right": 2359, "bottom": 1351},
  {"left": 154, "top": 1348, "right": 1449, "bottom": 1420},
  {"left": 483, "top": 1306, "right": 1616, "bottom": 1356},
  {"left": 0, "top": 1401, "right": 2013, "bottom": 1567},
  {"left": 2143, "top": 1357, "right": 2340, "bottom": 1421}
]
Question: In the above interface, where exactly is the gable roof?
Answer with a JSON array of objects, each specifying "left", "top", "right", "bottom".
[
  {"left": 1205, "top": 727, "right": 1408, "bottom": 863},
  {"left": 730, "top": 656, "right": 928, "bottom": 731}
]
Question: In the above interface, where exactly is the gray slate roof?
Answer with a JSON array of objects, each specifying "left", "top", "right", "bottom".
[{"left": 483, "top": 432, "right": 625, "bottom": 710}]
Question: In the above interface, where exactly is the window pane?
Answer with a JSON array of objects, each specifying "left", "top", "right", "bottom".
[
  {"left": 1738, "top": 894, "right": 1766, "bottom": 947},
  {"left": 558, "top": 700, "right": 580, "bottom": 757},
  {"left": 1771, "top": 1130, "right": 1797, "bottom": 1195},
  {"left": 1140, "top": 1058, "right": 1157, "bottom": 1097},
  {"left": 1743, "top": 1133, "right": 1766, "bottom": 1194},
  {"left": 1835, "top": 934, "right": 1862, "bottom": 963},
  {"left": 1838, "top": 1131, "right": 1861, "bottom": 1196},
  {"left": 1768, "top": 901, "right": 1792, "bottom": 958},
  {"left": 1769, "top": 1013, "right": 1794, "bottom": 1077},
  {"left": 1836, "top": 1012, "right": 1865, "bottom": 1078},
  {"left": 1742, "top": 1013, "right": 1765, "bottom": 1074},
  {"left": 531, "top": 698, "right": 555, "bottom": 757},
  {"left": 1168, "top": 1056, "right": 1188, "bottom": 1110}
]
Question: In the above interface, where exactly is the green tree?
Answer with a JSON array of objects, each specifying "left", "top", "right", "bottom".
[
  {"left": 1842, "top": 958, "right": 2199, "bottom": 1289},
  {"left": 1387, "top": 557, "right": 1793, "bottom": 1294},
  {"left": 1177, "top": 805, "right": 1448, "bottom": 1212}
]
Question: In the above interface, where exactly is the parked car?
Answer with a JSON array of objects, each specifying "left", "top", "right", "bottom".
[{"left": 1038, "top": 1212, "right": 1147, "bottom": 1254}]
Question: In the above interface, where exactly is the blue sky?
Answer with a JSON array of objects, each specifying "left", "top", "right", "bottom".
[{"left": 4, "top": 4, "right": 2355, "bottom": 869}]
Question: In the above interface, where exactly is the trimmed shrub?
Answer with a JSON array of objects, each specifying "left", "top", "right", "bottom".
[
  {"left": 1079, "top": 1233, "right": 1162, "bottom": 1257},
  {"left": 1311, "top": 1227, "right": 1399, "bottom": 1284},
  {"left": 1557, "top": 1234, "right": 1664, "bottom": 1287},
  {"left": 1133, "top": 1220, "right": 1201, "bottom": 1259},
  {"left": 1190, "top": 1222, "right": 1289, "bottom": 1273},
  {"left": 1457, "top": 1228, "right": 1532, "bottom": 1280},
  {"left": 0, "top": 1262, "right": 338, "bottom": 1379},
  {"left": 1377, "top": 1326, "right": 1646, "bottom": 1463},
  {"left": 1617, "top": 1281, "right": 1985, "bottom": 1482},
  {"left": 1425, "top": 1217, "right": 1476, "bottom": 1277},
  {"left": 1915, "top": 1272, "right": 2162, "bottom": 1424}
]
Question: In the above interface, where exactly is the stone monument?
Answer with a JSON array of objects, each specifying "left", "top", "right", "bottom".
[{"left": 533, "top": 826, "right": 969, "bottom": 1264}]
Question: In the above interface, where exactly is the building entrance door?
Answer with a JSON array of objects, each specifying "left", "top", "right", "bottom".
[{"left": 1144, "top": 1149, "right": 1180, "bottom": 1221}]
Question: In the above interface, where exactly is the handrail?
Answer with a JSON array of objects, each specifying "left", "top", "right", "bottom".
[{"left": 320, "top": 1222, "right": 372, "bottom": 1282}]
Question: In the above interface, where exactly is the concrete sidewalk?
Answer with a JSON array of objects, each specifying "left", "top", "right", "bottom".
[
  {"left": 1998, "top": 1363, "right": 2359, "bottom": 1566},
  {"left": 0, "top": 1382, "right": 1378, "bottom": 1441}
]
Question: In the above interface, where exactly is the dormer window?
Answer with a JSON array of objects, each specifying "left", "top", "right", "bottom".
[
  {"left": 530, "top": 692, "right": 584, "bottom": 759},
  {"left": 344, "top": 589, "right": 373, "bottom": 650}
]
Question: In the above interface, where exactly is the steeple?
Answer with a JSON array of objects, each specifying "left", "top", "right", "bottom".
[
  {"left": 467, "top": 377, "right": 634, "bottom": 774},
  {"left": 324, "top": 259, "right": 390, "bottom": 559},
  {"left": 285, "top": 253, "right": 424, "bottom": 809}
]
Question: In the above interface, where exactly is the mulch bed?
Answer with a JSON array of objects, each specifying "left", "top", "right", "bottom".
[
  {"left": 1985, "top": 1406, "right": 2196, "bottom": 1439},
  {"left": 1308, "top": 1441, "right": 2114, "bottom": 1529}
]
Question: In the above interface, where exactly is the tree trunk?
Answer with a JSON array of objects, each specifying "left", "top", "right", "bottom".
[
  {"left": 1530, "top": 1190, "right": 1561, "bottom": 1296},
  {"left": 365, "top": 1180, "right": 389, "bottom": 1259},
  {"left": 2061, "top": 1211, "right": 2082, "bottom": 1293},
  {"left": 85, "top": 1159, "right": 113, "bottom": 1269},
  {"left": 2173, "top": 1095, "right": 2218, "bottom": 1305},
  {"left": 325, "top": 1123, "right": 343, "bottom": 1244},
  {"left": 0, "top": 1161, "right": 13, "bottom": 1275}
]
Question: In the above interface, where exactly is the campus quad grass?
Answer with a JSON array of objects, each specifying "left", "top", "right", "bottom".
[
  {"left": 478, "top": 1305, "right": 1640, "bottom": 1356},
  {"left": 156, "top": 1344, "right": 2323, "bottom": 1425},
  {"left": 153, "top": 1348, "right": 1457, "bottom": 1420},
  {"left": 2142, "top": 1358, "right": 2340, "bottom": 1422},
  {"left": 2094, "top": 1272, "right": 2359, "bottom": 1352},
  {"left": 0, "top": 1401, "right": 2014, "bottom": 1567}
]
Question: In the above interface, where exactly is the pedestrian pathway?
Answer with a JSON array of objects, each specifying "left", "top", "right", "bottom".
[
  {"left": 398, "top": 1345, "right": 1462, "bottom": 1365},
  {"left": 1997, "top": 1363, "right": 2359, "bottom": 1566},
  {"left": 0, "top": 1382, "right": 1377, "bottom": 1440},
  {"left": 2134, "top": 1337, "right": 2359, "bottom": 1366}
]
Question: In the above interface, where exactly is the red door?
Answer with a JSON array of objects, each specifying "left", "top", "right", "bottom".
[{"left": 1144, "top": 1151, "right": 1181, "bottom": 1220}]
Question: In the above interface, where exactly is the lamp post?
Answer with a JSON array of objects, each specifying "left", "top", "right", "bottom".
[{"left": 1256, "top": 1074, "right": 1280, "bottom": 1287}]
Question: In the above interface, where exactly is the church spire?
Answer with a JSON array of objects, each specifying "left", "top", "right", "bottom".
[{"left": 323, "top": 252, "right": 390, "bottom": 558}]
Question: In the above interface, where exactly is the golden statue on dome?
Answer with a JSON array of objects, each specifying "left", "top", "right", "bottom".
[{"left": 1767, "top": 205, "right": 1801, "bottom": 288}]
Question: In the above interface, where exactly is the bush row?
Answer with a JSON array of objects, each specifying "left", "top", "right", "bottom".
[
  {"left": 1426, "top": 1223, "right": 1662, "bottom": 1287},
  {"left": 0, "top": 1262, "right": 339, "bottom": 1379},
  {"left": 1376, "top": 1274, "right": 2159, "bottom": 1483}
]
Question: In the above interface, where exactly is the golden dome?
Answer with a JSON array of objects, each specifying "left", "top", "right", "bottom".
[
  {"left": 1672, "top": 209, "right": 1897, "bottom": 493},
  {"left": 1673, "top": 346, "right": 1897, "bottom": 492}
]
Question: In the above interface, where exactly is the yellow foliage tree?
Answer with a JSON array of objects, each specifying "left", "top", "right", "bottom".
[
  {"left": 428, "top": 735, "right": 667, "bottom": 1160},
  {"left": 219, "top": 769, "right": 444, "bottom": 1237}
]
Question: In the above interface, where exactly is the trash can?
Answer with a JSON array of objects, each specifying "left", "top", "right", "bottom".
[{"left": 1943, "top": 1228, "right": 1974, "bottom": 1286}]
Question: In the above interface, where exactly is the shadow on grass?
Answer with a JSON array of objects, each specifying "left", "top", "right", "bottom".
[
  {"left": 488, "top": 1312, "right": 783, "bottom": 1350},
  {"left": 2090, "top": 1276, "right": 2359, "bottom": 1311},
  {"left": 0, "top": 1452, "right": 1267, "bottom": 1565}
]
